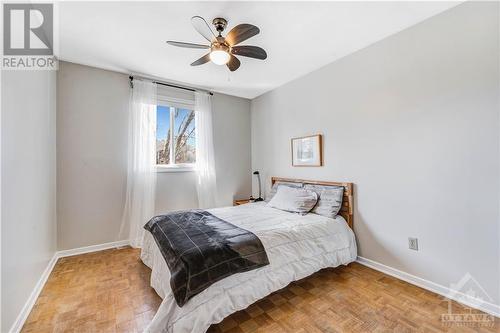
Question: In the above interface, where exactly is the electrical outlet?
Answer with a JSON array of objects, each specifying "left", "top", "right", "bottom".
[{"left": 408, "top": 237, "right": 419, "bottom": 251}]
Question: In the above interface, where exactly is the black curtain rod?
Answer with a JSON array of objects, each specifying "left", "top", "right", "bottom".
[{"left": 129, "top": 76, "right": 213, "bottom": 96}]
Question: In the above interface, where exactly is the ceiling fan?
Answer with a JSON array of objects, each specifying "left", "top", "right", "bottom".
[{"left": 167, "top": 16, "right": 267, "bottom": 72}]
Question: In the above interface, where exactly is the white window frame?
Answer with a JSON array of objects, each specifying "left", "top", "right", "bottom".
[{"left": 156, "top": 103, "right": 196, "bottom": 173}]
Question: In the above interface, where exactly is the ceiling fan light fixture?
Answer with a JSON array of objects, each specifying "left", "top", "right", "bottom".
[
  {"left": 210, "top": 50, "right": 230, "bottom": 65},
  {"left": 210, "top": 45, "right": 230, "bottom": 65},
  {"left": 168, "top": 16, "right": 266, "bottom": 71}
]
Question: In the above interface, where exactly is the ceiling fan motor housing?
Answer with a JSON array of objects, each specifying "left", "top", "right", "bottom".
[{"left": 212, "top": 18, "right": 227, "bottom": 35}]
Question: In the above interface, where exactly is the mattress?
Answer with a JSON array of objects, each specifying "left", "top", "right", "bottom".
[{"left": 141, "top": 202, "right": 357, "bottom": 333}]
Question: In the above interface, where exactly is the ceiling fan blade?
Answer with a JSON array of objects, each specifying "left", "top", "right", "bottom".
[
  {"left": 191, "top": 16, "right": 216, "bottom": 43},
  {"left": 231, "top": 46, "right": 267, "bottom": 60},
  {"left": 167, "top": 41, "right": 210, "bottom": 49},
  {"left": 190, "top": 53, "right": 211, "bottom": 66},
  {"left": 225, "top": 24, "right": 260, "bottom": 46},
  {"left": 226, "top": 54, "right": 241, "bottom": 72}
]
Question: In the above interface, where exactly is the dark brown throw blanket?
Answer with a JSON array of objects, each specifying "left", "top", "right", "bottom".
[{"left": 144, "top": 210, "right": 269, "bottom": 307}]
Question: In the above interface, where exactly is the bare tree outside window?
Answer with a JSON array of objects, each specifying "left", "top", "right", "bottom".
[{"left": 156, "top": 105, "right": 196, "bottom": 165}]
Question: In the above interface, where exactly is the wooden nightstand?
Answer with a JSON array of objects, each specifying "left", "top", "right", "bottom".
[{"left": 233, "top": 198, "right": 253, "bottom": 206}]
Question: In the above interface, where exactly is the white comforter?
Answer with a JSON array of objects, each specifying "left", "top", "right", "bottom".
[{"left": 141, "top": 202, "right": 357, "bottom": 333}]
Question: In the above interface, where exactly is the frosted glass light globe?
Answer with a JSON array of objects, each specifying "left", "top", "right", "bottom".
[{"left": 210, "top": 50, "right": 230, "bottom": 65}]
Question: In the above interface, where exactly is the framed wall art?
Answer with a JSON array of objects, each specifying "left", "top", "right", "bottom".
[{"left": 291, "top": 134, "right": 323, "bottom": 167}]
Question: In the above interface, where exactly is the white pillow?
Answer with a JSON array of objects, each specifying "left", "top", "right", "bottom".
[
  {"left": 267, "top": 186, "right": 318, "bottom": 214},
  {"left": 265, "top": 181, "right": 303, "bottom": 202}
]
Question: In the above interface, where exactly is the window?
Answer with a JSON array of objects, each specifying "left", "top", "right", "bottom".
[{"left": 156, "top": 104, "right": 196, "bottom": 169}]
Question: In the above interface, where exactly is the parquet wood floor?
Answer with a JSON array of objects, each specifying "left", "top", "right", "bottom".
[{"left": 21, "top": 247, "right": 499, "bottom": 333}]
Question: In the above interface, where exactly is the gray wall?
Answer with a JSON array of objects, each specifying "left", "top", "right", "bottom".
[
  {"left": 57, "top": 62, "right": 129, "bottom": 250},
  {"left": 1, "top": 71, "right": 57, "bottom": 332},
  {"left": 213, "top": 93, "right": 252, "bottom": 206},
  {"left": 251, "top": 1, "right": 500, "bottom": 305},
  {"left": 57, "top": 61, "right": 251, "bottom": 250}
]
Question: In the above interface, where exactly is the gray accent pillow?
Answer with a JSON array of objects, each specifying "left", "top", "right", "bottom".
[
  {"left": 265, "top": 181, "right": 303, "bottom": 202},
  {"left": 304, "top": 184, "right": 344, "bottom": 218},
  {"left": 267, "top": 186, "right": 318, "bottom": 215}
]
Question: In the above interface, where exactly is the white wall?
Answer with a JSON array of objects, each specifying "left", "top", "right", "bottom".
[
  {"left": 251, "top": 1, "right": 500, "bottom": 305},
  {"left": 1, "top": 70, "right": 57, "bottom": 332},
  {"left": 57, "top": 61, "right": 252, "bottom": 250}
]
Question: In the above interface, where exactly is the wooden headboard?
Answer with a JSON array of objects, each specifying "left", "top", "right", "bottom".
[{"left": 271, "top": 177, "right": 354, "bottom": 229}]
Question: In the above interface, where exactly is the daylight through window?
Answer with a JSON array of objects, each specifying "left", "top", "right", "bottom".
[{"left": 156, "top": 105, "right": 196, "bottom": 166}]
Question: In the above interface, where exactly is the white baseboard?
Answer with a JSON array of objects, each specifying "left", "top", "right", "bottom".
[
  {"left": 9, "top": 240, "right": 130, "bottom": 333},
  {"left": 356, "top": 256, "right": 500, "bottom": 318},
  {"left": 9, "top": 253, "right": 58, "bottom": 333},
  {"left": 57, "top": 240, "right": 130, "bottom": 258}
]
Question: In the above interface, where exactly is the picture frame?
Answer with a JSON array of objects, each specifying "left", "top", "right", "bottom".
[{"left": 291, "top": 134, "right": 323, "bottom": 167}]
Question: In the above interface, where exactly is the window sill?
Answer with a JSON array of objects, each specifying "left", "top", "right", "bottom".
[{"left": 156, "top": 165, "right": 196, "bottom": 173}]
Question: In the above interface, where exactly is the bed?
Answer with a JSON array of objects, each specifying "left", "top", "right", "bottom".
[{"left": 141, "top": 177, "right": 357, "bottom": 333}]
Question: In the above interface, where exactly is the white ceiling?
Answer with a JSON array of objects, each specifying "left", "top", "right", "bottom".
[{"left": 58, "top": 1, "right": 459, "bottom": 99}]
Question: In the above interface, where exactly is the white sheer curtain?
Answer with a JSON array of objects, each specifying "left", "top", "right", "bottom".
[
  {"left": 120, "top": 80, "right": 157, "bottom": 248},
  {"left": 195, "top": 91, "right": 217, "bottom": 208}
]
